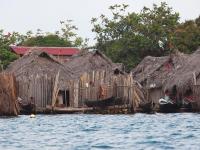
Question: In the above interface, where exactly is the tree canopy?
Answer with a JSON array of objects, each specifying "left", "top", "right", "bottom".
[
  {"left": 0, "top": 3, "right": 199, "bottom": 70},
  {"left": 92, "top": 2, "right": 199, "bottom": 71},
  {"left": 20, "top": 20, "right": 88, "bottom": 48},
  {"left": 173, "top": 16, "right": 200, "bottom": 53},
  {"left": 0, "top": 30, "right": 20, "bottom": 69}
]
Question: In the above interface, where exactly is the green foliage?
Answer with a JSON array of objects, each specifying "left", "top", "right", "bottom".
[
  {"left": 0, "top": 48, "right": 18, "bottom": 69},
  {"left": 21, "top": 34, "right": 72, "bottom": 47},
  {"left": 20, "top": 20, "right": 88, "bottom": 48},
  {"left": 173, "top": 16, "right": 200, "bottom": 53},
  {"left": 92, "top": 2, "right": 181, "bottom": 71},
  {"left": 0, "top": 3, "right": 199, "bottom": 71},
  {"left": 0, "top": 30, "right": 19, "bottom": 69}
]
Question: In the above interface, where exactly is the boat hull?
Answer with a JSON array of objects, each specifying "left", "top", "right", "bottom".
[
  {"left": 84, "top": 97, "right": 123, "bottom": 107},
  {"left": 159, "top": 103, "right": 179, "bottom": 113},
  {"left": 139, "top": 102, "right": 154, "bottom": 113},
  {"left": 19, "top": 103, "right": 35, "bottom": 115}
]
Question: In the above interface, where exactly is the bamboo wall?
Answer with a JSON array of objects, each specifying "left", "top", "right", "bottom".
[
  {"left": 69, "top": 70, "right": 144, "bottom": 109},
  {"left": 17, "top": 74, "right": 53, "bottom": 111},
  {"left": 16, "top": 70, "right": 145, "bottom": 111}
]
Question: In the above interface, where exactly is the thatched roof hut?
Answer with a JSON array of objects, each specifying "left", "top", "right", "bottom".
[
  {"left": 5, "top": 49, "right": 77, "bottom": 111},
  {"left": 0, "top": 73, "right": 19, "bottom": 116},
  {"left": 131, "top": 50, "right": 188, "bottom": 104},
  {"left": 164, "top": 48, "right": 200, "bottom": 96},
  {"left": 6, "top": 49, "right": 74, "bottom": 89},
  {"left": 65, "top": 50, "right": 123, "bottom": 78},
  {"left": 132, "top": 50, "right": 188, "bottom": 89}
]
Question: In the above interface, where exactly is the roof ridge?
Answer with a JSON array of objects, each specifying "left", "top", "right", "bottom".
[{"left": 10, "top": 45, "right": 80, "bottom": 49}]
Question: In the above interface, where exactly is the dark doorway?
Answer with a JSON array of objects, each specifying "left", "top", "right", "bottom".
[
  {"left": 65, "top": 90, "right": 70, "bottom": 107},
  {"left": 58, "top": 90, "right": 70, "bottom": 107}
]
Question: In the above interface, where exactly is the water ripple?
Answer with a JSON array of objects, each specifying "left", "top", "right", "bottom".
[{"left": 0, "top": 113, "right": 200, "bottom": 150}]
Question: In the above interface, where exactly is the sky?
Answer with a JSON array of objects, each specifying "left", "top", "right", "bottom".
[{"left": 0, "top": 0, "right": 200, "bottom": 46}]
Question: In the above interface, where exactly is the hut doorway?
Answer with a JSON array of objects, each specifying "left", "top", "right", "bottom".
[
  {"left": 65, "top": 90, "right": 70, "bottom": 107},
  {"left": 57, "top": 90, "right": 70, "bottom": 107}
]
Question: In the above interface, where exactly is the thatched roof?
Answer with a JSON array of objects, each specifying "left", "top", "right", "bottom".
[
  {"left": 132, "top": 55, "right": 169, "bottom": 83},
  {"left": 6, "top": 49, "right": 75, "bottom": 89},
  {"left": 64, "top": 50, "right": 123, "bottom": 78},
  {"left": 164, "top": 48, "right": 200, "bottom": 94},
  {"left": 132, "top": 50, "right": 188, "bottom": 89}
]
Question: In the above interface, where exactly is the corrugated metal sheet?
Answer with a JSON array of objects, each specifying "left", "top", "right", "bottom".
[{"left": 10, "top": 46, "right": 80, "bottom": 56}]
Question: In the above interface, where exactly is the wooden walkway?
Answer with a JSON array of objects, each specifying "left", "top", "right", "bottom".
[{"left": 45, "top": 106, "right": 93, "bottom": 114}]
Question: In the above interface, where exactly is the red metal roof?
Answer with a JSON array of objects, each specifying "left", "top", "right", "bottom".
[{"left": 10, "top": 46, "right": 80, "bottom": 56}]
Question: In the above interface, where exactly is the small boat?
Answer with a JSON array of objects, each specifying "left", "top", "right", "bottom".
[
  {"left": 159, "top": 99, "right": 179, "bottom": 113},
  {"left": 19, "top": 102, "right": 36, "bottom": 115},
  {"left": 84, "top": 97, "right": 123, "bottom": 108},
  {"left": 180, "top": 98, "right": 195, "bottom": 112},
  {"left": 139, "top": 101, "right": 154, "bottom": 113}
]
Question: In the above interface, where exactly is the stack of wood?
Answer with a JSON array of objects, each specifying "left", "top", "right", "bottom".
[{"left": 0, "top": 73, "right": 19, "bottom": 116}]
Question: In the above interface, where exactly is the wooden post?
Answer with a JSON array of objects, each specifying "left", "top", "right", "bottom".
[
  {"left": 193, "top": 72, "right": 197, "bottom": 85},
  {"left": 52, "top": 71, "right": 60, "bottom": 107}
]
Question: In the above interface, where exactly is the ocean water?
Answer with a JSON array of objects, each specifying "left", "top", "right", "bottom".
[{"left": 0, "top": 113, "right": 200, "bottom": 150}]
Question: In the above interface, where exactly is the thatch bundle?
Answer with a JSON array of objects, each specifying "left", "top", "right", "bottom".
[{"left": 0, "top": 73, "right": 19, "bottom": 116}]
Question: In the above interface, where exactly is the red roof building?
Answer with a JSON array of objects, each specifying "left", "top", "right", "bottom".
[
  {"left": 10, "top": 46, "right": 80, "bottom": 62},
  {"left": 10, "top": 46, "right": 80, "bottom": 56}
]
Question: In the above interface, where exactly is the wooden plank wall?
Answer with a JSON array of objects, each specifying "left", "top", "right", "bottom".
[
  {"left": 17, "top": 74, "right": 53, "bottom": 111},
  {"left": 70, "top": 70, "right": 143, "bottom": 109},
  {"left": 17, "top": 70, "right": 144, "bottom": 110}
]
